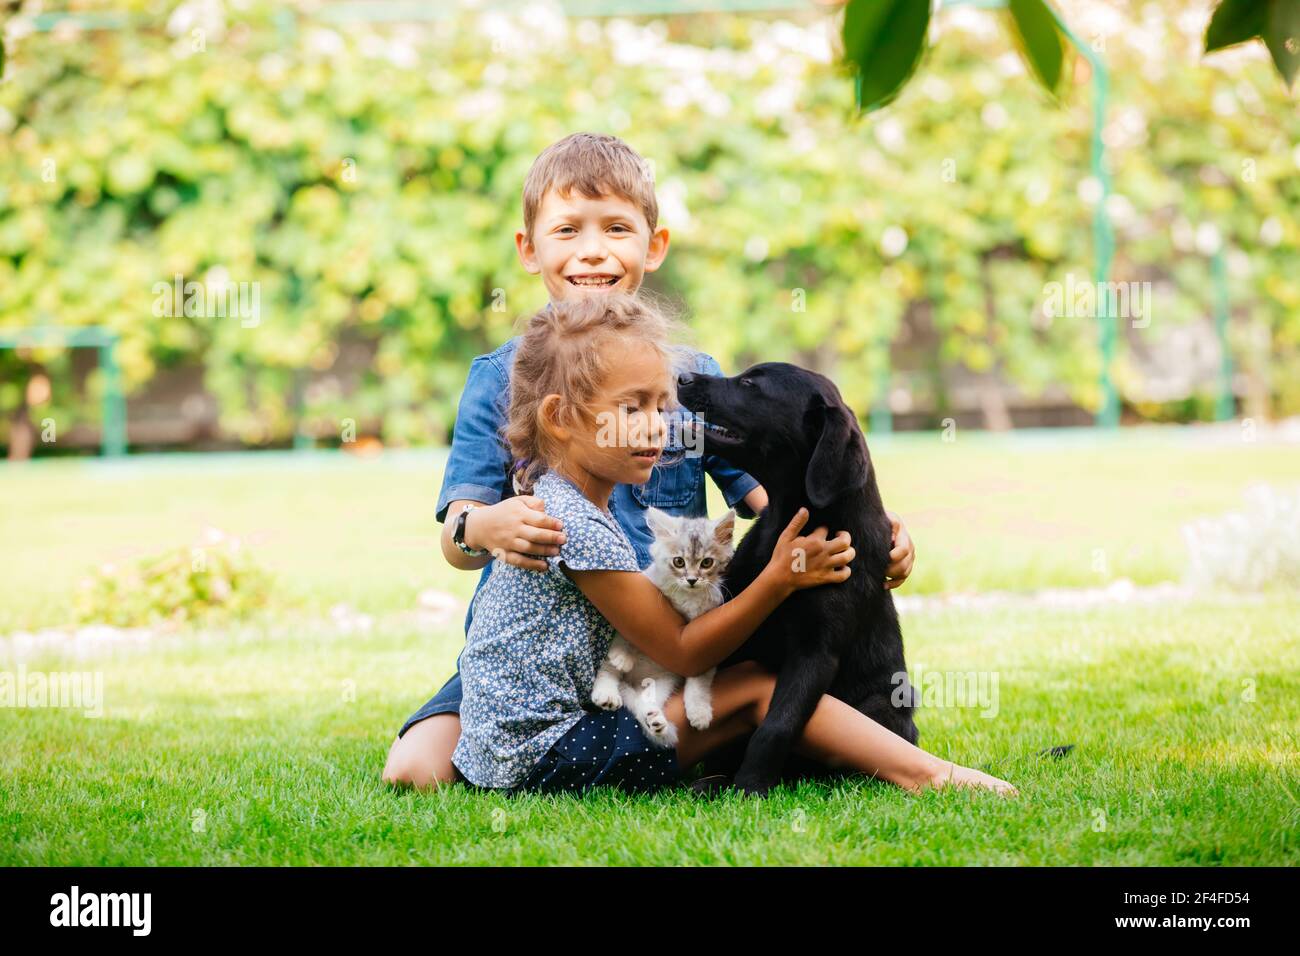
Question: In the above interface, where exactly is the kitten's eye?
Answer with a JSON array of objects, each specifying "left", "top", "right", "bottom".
[
  {"left": 672, "top": 557, "right": 685, "bottom": 569},
  {"left": 699, "top": 557, "right": 714, "bottom": 569}
]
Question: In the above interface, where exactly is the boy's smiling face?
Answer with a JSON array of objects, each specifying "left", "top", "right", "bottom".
[{"left": 516, "top": 188, "right": 669, "bottom": 302}]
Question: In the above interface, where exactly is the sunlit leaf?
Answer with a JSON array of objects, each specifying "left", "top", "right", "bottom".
[
  {"left": 843, "top": 0, "right": 931, "bottom": 113},
  {"left": 1204, "top": 0, "right": 1299, "bottom": 87},
  {"left": 1264, "top": 0, "right": 1300, "bottom": 86},
  {"left": 1204, "top": 0, "right": 1267, "bottom": 52},
  {"left": 1006, "top": 0, "right": 1071, "bottom": 98}
]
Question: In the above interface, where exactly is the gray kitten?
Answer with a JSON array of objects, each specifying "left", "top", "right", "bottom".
[{"left": 591, "top": 507, "right": 737, "bottom": 747}]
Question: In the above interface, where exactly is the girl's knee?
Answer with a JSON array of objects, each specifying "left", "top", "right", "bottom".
[
  {"left": 381, "top": 724, "right": 458, "bottom": 790},
  {"left": 719, "top": 661, "right": 776, "bottom": 725},
  {"left": 722, "top": 660, "right": 770, "bottom": 681},
  {"left": 382, "top": 748, "right": 454, "bottom": 790}
]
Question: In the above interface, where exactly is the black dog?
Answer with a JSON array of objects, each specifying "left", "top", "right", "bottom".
[{"left": 677, "top": 362, "right": 918, "bottom": 796}]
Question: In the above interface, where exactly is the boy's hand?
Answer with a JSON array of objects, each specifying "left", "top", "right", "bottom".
[
  {"left": 465, "top": 497, "right": 567, "bottom": 572},
  {"left": 884, "top": 510, "right": 914, "bottom": 590},
  {"left": 763, "top": 507, "right": 854, "bottom": 596}
]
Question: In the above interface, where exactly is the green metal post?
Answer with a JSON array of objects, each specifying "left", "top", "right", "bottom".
[
  {"left": 0, "top": 325, "right": 128, "bottom": 457},
  {"left": 1049, "top": 11, "right": 1118, "bottom": 428},
  {"left": 99, "top": 337, "right": 128, "bottom": 456},
  {"left": 938, "top": 0, "right": 1117, "bottom": 428},
  {"left": 292, "top": 369, "right": 313, "bottom": 450}
]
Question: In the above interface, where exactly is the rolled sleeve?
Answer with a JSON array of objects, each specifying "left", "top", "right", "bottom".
[
  {"left": 545, "top": 515, "right": 641, "bottom": 576},
  {"left": 693, "top": 351, "right": 762, "bottom": 519},
  {"left": 436, "top": 354, "right": 513, "bottom": 524}
]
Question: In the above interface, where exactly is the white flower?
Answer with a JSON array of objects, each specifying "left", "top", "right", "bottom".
[
  {"left": 874, "top": 117, "right": 906, "bottom": 153},
  {"left": 879, "top": 226, "right": 909, "bottom": 259},
  {"left": 306, "top": 28, "right": 344, "bottom": 57},
  {"left": 1194, "top": 223, "right": 1222, "bottom": 256},
  {"left": 981, "top": 103, "right": 1009, "bottom": 131},
  {"left": 1260, "top": 217, "right": 1283, "bottom": 247},
  {"left": 658, "top": 179, "right": 691, "bottom": 233},
  {"left": 166, "top": 0, "right": 226, "bottom": 41}
]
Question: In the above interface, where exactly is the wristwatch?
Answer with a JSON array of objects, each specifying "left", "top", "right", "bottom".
[{"left": 453, "top": 503, "right": 489, "bottom": 557}]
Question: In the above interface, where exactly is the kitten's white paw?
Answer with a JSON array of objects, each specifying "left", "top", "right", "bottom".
[
  {"left": 685, "top": 699, "right": 713, "bottom": 731},
  {"left": 641, "top": 708, "right": 678, "bottom": 747},
  {"left": 591, "top": 681, "right": 622, "bottom": 711},
  {"left": 644, "top": 707, "right": 668, "bottom": 733},
  {"left": 608, "top": 646, "right": 635, "bottom": 671}
]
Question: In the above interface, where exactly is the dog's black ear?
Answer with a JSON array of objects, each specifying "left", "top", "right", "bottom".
[{"left": 804, "top": 401, "right": 870, "bottom": 509}]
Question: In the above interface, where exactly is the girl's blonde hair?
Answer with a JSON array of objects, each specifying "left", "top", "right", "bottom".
[{"left": 505, "top": 293, "right": 686, "bottom": 494}]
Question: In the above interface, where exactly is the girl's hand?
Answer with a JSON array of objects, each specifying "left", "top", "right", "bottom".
[
  {"left": 465, "top": 497, "right": 567, "bottom": 572},
  {"left": 764, "top": 507, "right": 854, "bottom": 596}
]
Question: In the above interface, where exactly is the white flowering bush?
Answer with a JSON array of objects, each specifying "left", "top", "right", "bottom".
[{"left": 1183, "top": 485, "right": 1300, "bottom": 592}]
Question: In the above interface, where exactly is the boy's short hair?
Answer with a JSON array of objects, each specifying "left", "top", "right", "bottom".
[{"left": 522, "top": 133, "right": 658, "bottom": 240}]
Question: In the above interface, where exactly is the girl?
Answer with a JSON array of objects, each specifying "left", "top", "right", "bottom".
[{"left": 449, "top": 293, "right": 1016, "bottom": 796}]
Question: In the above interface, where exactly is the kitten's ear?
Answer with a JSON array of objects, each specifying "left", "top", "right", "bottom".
[
  {"left": 645, "top": 506, "right": 676, "bottom": 538},
  {"left": 713, "top": 509, "right": 737, "bottom": 546}
]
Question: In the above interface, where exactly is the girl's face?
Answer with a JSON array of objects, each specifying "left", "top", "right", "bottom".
[{"left": 555, "top": 338, "right": 672, "bottom": 487}]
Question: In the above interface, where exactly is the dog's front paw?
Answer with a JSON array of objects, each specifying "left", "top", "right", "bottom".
[{"left": 732, "top": 773, "right": 773, "bottom": 798}]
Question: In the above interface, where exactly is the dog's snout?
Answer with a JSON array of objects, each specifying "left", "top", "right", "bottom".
[{"left": 677, "top": 372, "right": 694, "bottom": 388}]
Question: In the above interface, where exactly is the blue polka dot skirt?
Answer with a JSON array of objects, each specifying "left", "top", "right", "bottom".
[{"left": 511, "top": 707, "right": 680, "bottom": 795}]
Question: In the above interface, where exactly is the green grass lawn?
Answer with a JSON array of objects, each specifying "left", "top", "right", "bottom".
[{"left": 2, "top": 429, "right": 1298, "bottom": 865}]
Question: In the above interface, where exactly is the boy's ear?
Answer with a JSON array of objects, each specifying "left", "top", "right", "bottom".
[
  {"left": 516, "top": 229, "right": 541, "bottom": 275},
  {"left": 643, "top": 226, "right": 670, "bottom": 274}
]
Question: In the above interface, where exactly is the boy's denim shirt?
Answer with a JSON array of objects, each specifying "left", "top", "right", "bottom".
[{"left": 436, "top": 336, "right": 760, "bottom": 636}]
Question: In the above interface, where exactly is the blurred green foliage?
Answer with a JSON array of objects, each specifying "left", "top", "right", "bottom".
[
  {"left": 73, "top": 532, "right": 273, "bottom": 627},
  {"left": 0, "top": 0, "right": 1298, "bottom": 449}
]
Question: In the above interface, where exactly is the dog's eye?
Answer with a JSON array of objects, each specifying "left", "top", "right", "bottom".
[
  {"left": 699, "top": 557, "right": 714, "bottom": 569},
  {"left": 672, "top": 557, "right": 685, "bottom": 568},
  {"left": 739, "top": 377, "right": 755, "bottom": 388}
]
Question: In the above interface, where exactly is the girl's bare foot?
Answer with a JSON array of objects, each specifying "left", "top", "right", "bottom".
[{"left": 925, "top": 759, "right": 1018, "bottom": 796}]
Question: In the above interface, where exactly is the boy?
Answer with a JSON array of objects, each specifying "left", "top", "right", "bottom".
[{"left": 383, "top": 133, "right": 916, "bottom": 789}]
